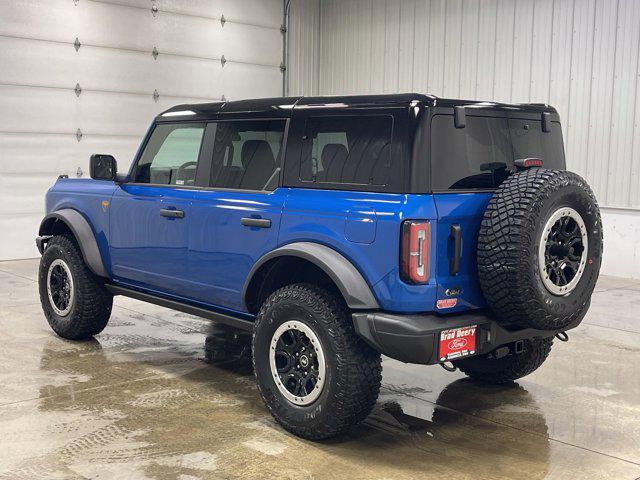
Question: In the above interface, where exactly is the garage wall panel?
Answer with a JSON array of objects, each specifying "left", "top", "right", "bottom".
[
  {"left": 475, "top": 0, "right": 498, "bottom": 99},
  {"left": 547, "top": 0, "right": 574, "bottom": 131},
  {"left": 412, "top": 0, "right": 431, "bottom": 93},
  {"left": 288, "top": 0, "right": 320, "bottom": 96},
  {"left": 398, "top": 0, "right": 415, "bottom": 93},
  {"left": 0, "top": 86, "right": 180, "bottom": 137},
  {"left": 493, "top": 0, "right": 515, "bottom": 103},
  {"left": 511, "top": 0, "right": 534, "bottom": 102},
  {"left": 426, "top": 0, "right": 446, "bottom": 95},
  {"left": 382, "top": 0, "right": 401, "bottom": 92},
  {"left": 607, "top": 0, "right": 640, "bottom": 207},
  {"left": 0, "top": 134, "right": 141, "bottom": 175},
  {"left": 288, "top": 0, "right": 640, "bottom": 277},
  {"left": 159, "top": 0, "right": 283, "bottom": 28},
  {"left": 289, "top": 0, "right": 640, "bottom": 211},
  {"left": 529, "top": 0, "right": 553, "bottom": 101},
  {"left": 0, "top": 0, "right": 284, "bottom": 260},
  {"left": 459, "top": 0, "right": 480, "bottom": 98}
]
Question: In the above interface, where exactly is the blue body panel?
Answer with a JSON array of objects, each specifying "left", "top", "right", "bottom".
[
  {"left": 44, "top": 179, "right": 491, "bottom": 316},
  {"left": 432, "top": 193, "right": 492, "bottom": 313},
  {"left": 45, "top": 178, "right": 117, "bottom": 276},
  {"left": 278, "top": 188, "right": 438, "bottom": 313},
  {"left": 109, "top": 184, "right": 195, "bottom": 296},
  {"left": 188, "top": 187, "right": 286, "bottom": 311}
]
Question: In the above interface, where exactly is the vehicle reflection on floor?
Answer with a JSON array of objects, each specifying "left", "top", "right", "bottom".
[
  {"left": 1, "top": 259, "right": 639, "bottom": 479},
  {"left": 202, "top": 323, "right": 552, "bottom": 476}
]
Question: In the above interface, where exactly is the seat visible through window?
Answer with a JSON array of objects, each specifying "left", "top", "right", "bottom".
[
  {"left": 208, "top": 120, "right": 285, "bottom": 191},
  {"left": 240, "top": 140, "right": 276, "bottom": 190},
  {"left": 300, "top": 115, "right": 393, "bottom": 187},
  {"left": 318, "top": 143, "right": 348, "bottom": 183}
]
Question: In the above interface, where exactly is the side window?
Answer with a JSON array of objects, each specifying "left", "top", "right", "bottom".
[
  {"left": 134, "top": 123, "right": 205, "bottom": 185},
  {"left": 300, "top": 115, "right": 393, "bottom": 186},
  {"left": 209, "top": 120, "right": 285, "bottom": 191}
]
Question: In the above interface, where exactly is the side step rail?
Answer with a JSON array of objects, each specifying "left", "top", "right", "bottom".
[{"left": 106, "top": 284, "right": 254, "bottom": 332}]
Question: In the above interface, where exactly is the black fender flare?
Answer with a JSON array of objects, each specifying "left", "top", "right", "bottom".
[
  {"left": 38, "top": 209, "right": 108, "bottom": 278},
  {"left": 242, "top": 242, "right": 379, "bottom": 310}
]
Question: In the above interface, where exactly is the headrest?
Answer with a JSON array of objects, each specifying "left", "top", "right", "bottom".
[
  {"left": 321, "top": 143, "right": 348, "bottom": 166},
  {"left": 241, "top": 140, "right": 275, "bottom": 169}
]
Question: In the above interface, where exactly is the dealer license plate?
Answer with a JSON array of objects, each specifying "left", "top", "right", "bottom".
[{"left": 439, "top": 325, "right": 477, "bottom": 362}]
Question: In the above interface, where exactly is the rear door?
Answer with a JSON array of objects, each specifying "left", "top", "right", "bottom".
[
  {"left": 430, "top": 110, "right": 565, "bottom": 313},
  {"left": 187, "top": 119, "right": 288, "bottom": 313}
]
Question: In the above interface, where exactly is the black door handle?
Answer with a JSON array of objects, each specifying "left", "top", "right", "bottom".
[
  {"left": 160, "top": 208, "right": 184, "bottom": 219},
  {"left": 241, "top": 217, "right": 271, "bottom": 228},
  {"left": 449, "top": 224, "right": 462, "bottom": 275}
]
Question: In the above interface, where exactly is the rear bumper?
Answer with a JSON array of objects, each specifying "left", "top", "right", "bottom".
[{"left": 352, "top": 310, "right": 581, "bottom": 365}]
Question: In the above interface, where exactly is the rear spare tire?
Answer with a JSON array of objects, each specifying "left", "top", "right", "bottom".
[{"left": 477, "top": 168, "right": 603, "bottom": 330}]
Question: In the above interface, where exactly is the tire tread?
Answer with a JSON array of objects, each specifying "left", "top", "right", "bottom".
[
  {"left": 39, "top": 234, "right": 112, "bottom": 340},
  {"left": 252, "top": 283, "right": 382, "bottom": 440}
]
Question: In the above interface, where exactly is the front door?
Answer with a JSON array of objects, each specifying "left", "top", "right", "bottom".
[{"left": 109, "top": 122, "right": 206, "bottom": 298}]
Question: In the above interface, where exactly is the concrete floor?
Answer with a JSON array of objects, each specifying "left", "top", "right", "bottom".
[{"left": 0, "top": 260, "right": 639, "bottom": 480}]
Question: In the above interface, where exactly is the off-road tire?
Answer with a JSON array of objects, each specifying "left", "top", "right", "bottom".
[
  {"left": 39, "top": 234, "right": 112, "bottom": 340},
  {"left": 454, "top": 338, "right": 553, "bottom": 384},
  {"left": 478, "top": 168, "right": 603, "bottom": 330},
  {"left": 252, "top": 284, "right": 382, "bottom": 440}
]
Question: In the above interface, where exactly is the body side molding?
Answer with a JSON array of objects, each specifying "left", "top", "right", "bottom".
[
  {"left": 38, "top": 209, "right": 108, "bottom": 278},
  {"left": 243, "top": 242, "right": 380, "bottom": 310}
]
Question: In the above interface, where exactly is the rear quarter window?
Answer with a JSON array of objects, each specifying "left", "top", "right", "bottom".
[
  {"left": 299, "top": 115, "right": 394, "bottom": 187},
  {"left": 430, "top": 114, "right": 565, "bottom": 190}
]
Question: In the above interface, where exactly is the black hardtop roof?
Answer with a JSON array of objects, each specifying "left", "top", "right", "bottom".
[{"left": 157, "top": 93, "right": 557, "bottom": 121}]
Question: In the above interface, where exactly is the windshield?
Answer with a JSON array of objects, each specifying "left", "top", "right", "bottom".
[{"left": 430, "top": 114, "right": 565, "bottom": 190}]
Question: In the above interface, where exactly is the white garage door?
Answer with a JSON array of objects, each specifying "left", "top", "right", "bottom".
[{"left": 0, "top": 0, "right": 284, "bottom": 260}]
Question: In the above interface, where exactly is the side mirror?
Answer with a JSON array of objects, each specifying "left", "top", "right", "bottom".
[{"left": 90, "top": 154, "right": 117, "bottom": 181}]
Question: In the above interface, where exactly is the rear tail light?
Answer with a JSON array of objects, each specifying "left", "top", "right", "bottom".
[{"left": 400, "top": 220, "right": 430, "bottom": 284}]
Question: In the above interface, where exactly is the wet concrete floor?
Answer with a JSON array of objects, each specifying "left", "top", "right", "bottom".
[{"left": 0, "top": 258, "right": 639, "bottom": 479}]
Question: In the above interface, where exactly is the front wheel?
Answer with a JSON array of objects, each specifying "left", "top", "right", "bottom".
[
  {"left": 252, "top": 284, "right": 382, "bottom": 440},
  {"left": 454, "top": 338, "right": 553, "bottom": 384},
  {"left": 38, "top": 234, "right": 113, "bottom": 340}
]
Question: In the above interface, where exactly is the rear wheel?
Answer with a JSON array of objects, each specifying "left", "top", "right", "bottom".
[
  {"left": 38, "top": 235, "right": 112, "bottom": 340},
  {"left": 252, "top": 284, "right": 382, "bottom": 440},
  {"left": 454, "top": 338, "right": 553, "bottom": 384}
]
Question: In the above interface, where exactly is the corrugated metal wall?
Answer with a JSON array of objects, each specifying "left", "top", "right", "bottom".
[
  {"left": 0, "top": 0, "right": 284, "bottom": 260},
  {"left": 288, "top": 0, "right": 321, "bottom": 96},
  {"left": 288, "top": 0, "right": 640, "bottom": 211}
]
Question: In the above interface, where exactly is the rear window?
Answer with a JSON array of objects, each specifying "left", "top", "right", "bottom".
[
  {"left": 299, "top": 115, "right": 393, "bottom": 186},
  {"left": 430, "top": 114, "right": 565, "bottom": 190}
]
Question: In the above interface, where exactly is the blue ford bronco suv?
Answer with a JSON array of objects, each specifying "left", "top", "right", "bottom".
[{"left": 37, "top": 94, "right": 603, "bottom": 440}]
